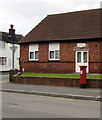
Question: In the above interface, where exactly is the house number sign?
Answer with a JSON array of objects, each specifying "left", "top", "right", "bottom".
[{"left": 77, "top": 43, "right": 86, "bottom": 48}]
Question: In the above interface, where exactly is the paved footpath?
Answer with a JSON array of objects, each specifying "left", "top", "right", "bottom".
[{"left": 1, "top": 81, "right": 101, "bottom": 101}]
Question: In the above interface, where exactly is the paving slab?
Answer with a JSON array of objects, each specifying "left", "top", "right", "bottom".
[{"left": 1, "top": 82, "right": 101, "bottom": 101}]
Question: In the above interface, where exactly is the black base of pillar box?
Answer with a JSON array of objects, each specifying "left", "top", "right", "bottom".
[{"left": 80, "top": 84, "right": 87, "bottom": 88}]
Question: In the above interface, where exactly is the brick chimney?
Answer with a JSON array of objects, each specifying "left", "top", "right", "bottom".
[{"left": 8, "top": 24, "right": 15, "bottom": 43}]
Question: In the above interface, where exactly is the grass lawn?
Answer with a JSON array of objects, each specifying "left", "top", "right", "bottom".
[{"left": 21, "top": 73, "right": 102, "bottom": 79}]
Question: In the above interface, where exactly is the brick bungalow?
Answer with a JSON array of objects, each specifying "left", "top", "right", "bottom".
[{"left": 19, "top": 8, "right": 102, "bottom": 74}]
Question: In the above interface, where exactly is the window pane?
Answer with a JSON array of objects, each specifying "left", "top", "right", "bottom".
[
  {"left": 30, "top": 52, "right": 34, "bottom": 59},
  {"left": 77, "top": 52, "right": 81, "bottom": 63},
  {"left": 55, "top": 50, "right": 60, "bottom": 59},
  {"left": 0, "top": 57, "right": 7, "bottom": 65},
  {"left": 3, "top": 57, "right": 7, "bottom": 65},
  {"left": 35, "top": 51, "right": 38, "bottom": 59},
  {"left": 50, "top": 51, "right": 54, "bottom": 59},
  {"left": 83, "top": 52, "right": 87, "bottom": 63}
]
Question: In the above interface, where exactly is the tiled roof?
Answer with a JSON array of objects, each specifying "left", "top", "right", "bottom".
[
  {"left": 0, "top": 32, "right": 23, "bottom": 44},
  {"left": 19, "top": 8, "right": 101, "bottom": 44}
]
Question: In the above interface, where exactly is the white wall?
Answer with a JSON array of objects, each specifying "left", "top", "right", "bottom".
[{"left": 0, "top": 41, "right": 20, "bottom": 71}]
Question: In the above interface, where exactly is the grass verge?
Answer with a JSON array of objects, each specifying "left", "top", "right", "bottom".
[{"left": 21, "top": 73, "right": 102, "bottom": 79}]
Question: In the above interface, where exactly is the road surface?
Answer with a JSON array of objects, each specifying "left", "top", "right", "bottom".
[{"left": 2, "top": 92, "right": 100, "bottom": 118}]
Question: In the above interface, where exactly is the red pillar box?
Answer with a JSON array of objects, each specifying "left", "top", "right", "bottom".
[{"left": 79, "top": 65, "right": 87, "bottom": 88}]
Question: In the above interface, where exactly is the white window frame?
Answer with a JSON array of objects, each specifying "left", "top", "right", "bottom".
[
  {"left": 49, "top": 43, "right": 60, "bottom": 61},
  {"left": 29, "top": 44, "right": 39, "bottom": 61}
]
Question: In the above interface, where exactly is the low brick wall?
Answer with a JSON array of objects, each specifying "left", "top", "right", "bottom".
[{"left": 13, "top": 73, "right": 102, "bottom": 88}]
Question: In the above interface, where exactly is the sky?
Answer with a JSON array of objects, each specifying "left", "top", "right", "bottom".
[{"left": 0, "top": 0, "right": 101, "bottom": 36}]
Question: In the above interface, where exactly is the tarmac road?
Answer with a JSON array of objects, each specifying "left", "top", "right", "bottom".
[{"left": 2, "top": 92, "right": 100, "bottom": 118}]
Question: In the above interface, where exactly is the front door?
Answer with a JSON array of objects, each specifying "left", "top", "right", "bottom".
[{"left": 75, "top": 51, "right": 89, "bottom": 73}]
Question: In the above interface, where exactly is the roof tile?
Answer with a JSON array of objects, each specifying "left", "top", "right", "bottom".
[{"left": 19, "top": 8, "right": 101, "bottom": 44}]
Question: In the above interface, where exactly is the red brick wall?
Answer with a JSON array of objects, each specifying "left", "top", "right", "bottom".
[
  {"left": 60, "top": 42, "right": 75, "bottom": 62},
  {"left": 101, "top": 41, "right": 102, "bottom": 73},
  {"left": 88, "top": 41, "right": 101, "bottom": 62},
  {"left": 13, "top": 75, "right": 101, "bottom": 88},
  {"left": 20, "top": 44, "right": 29, "bottom": 71},
  {"left": 87, "top": 41, "right": 101, "bottom": 73},
  {"left": 20, "top": 44, "right": 29, "bottom": 62},
  {"left": 21, "top": 62, "right": 74, "bottom": 73},
  {"left": 39, "top": 43, "right": 48, "bottom": 62},
  {"left": 20, "top": 40, "right": 102, "bottom": 73}
]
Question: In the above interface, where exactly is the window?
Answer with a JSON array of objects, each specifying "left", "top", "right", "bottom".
[
  {"left": 77, "top": 52, "right": 81, "bottom": 63},
  {"left": 49, "top": 43, "right": 60, "bottom": 60},
  {"left": 30, "top": 52, "right": 34, "bottom": 59},
  {"left": 0, "top": 57, "right": 7, "bottom": 65},
  {"left": 50, "top": 51, "right": 54, "bottom": 59},
  {"left": 29, "top": 44, "right": 39, "bottom": 61},
  {"left": 35, "top": 51, "right": 38, "bottom": 59},
  {"left": 83, "top": 52, "right": 87, "bottom": 63},
  {"left": 55, "top": 50, "right": 60, "bottom": 59}
]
